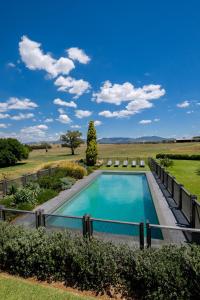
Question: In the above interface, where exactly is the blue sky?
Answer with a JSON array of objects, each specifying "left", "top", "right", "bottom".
[{"left": 0, "top": 0, "right": 200, "bottom": 142}]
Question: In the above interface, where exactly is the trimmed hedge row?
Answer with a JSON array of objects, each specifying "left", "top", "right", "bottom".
[
  {"left": 0, "top": 223, "right": 200, "bottom": 299},
  {"left": 156, "top": 153, "right": 200, "bottom": 160}
]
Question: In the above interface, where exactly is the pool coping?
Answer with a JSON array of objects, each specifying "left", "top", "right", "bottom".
[{"left": 35, "top": 170, "right": 185, "bottom": 245}]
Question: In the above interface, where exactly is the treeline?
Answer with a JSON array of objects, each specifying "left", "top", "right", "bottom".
[
  {"left": 25, "top": 143, "right": 52, "bottom": 151},
  {"left": 0, "top": 138, "right": 29, "bottom": 167}
]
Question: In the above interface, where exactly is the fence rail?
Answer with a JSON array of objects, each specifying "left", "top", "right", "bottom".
[
  {"left": 148, "top": 158, "right": 200, "bottom": 232},
  {"left": 0, "top": 167, "right": 58, "bottom": 198}
]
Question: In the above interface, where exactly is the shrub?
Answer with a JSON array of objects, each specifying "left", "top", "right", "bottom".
[
  {"left": 58, "top": 162, "right": 87, "bottom": 179},
  {"left": 160, "top": 157, "right": 174, "bottom": 168},
  {"left": 156, "top": 153, "right": 200, "bottom": 160},
  {"left": 36, "top": 189, "right": 58, "bottom": 204},
  {"left": 37, "top": 175, "right": 62, "bottom": 191},
  {"left": 0, "top": 138, "right": 29, "bottom": 167},
  {"left": 13, "top": 183, "right": 41, "bottom": 205},
  {"left": 0, "top": 223, "right": 200, "bottom": 298},
  {"left": 60, "top": 177, "right": 76, "bottom": 190},
  {"left": 86, "top": 121, "right": 98, "bottom": 166}
]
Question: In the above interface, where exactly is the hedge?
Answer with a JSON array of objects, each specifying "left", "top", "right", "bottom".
[
  {"left": 156, "top": 153, "right": 200, "bottom": 160},
  {"left": 0, "top": 222, "right": 200, "bottom": 299}
]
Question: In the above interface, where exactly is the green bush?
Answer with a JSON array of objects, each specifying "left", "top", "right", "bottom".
[
  {"left": 160, "top": 157, "right": 174, "bottom": 168},
  {"left": 0, "top": 223, "right": 200, "bottom": 299},
  {"left": 60, "top": 177, "right": 76, "bottom": 190},
  {"left": 156, "top": 153, "right": 200, "bottom": 160},
  {"left": 36, "top": 189, "right": 58, "bottom": 204},
  {"left": 58, "top": 163, "right": 87, "bottom": 179},
  {"left": 0, "top": 138, "right": 29, "bottom": 167},
  {"left": 37, "top": 175, "right": 62, "bottom": 191}
]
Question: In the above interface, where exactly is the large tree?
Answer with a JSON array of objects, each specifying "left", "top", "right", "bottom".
[
  {"left": 60, "top": 130, "right": 84, "bottom": 155},
  {"left": 86, "top": 121, "right": 98, "bottom": 166}
]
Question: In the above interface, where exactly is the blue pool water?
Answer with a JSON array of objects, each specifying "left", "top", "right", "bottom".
[{"left": 48, "top": 173, "right": 161, "bottom": 238}]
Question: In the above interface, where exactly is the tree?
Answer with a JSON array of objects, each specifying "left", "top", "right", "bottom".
[
  {"left": 0, "top": 138, "right": 30, "bottom": 167},
  {"left": 60, "top": 131, "right": 84, "bottom": 155},
  {"left": 86, "top": 121, "right": 98, "bottom": 166}
]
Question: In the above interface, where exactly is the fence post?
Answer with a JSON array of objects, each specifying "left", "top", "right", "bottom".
[
  {"left": 82, "top": 214, "right": 88, "bottom": 237},
  {"left": 179, "top": 184, "right": 184, "bottom": 210},
  {"left": 139, "top": 222, "right": 144, "bottom": 249},
  {"left": 165, "top": 171, "right": 169, "bottom": 189},
  {"left": 2, "top": 180, "right": 7, "bottom": 196},
  {"left": 146, "top": 221, "right": 151, "bottom": 248},
  {"left": 22, "top": 174, "right": 27, "bottom": 186},
  {"left": 35, "top": 211, "right": 39, "bottom": 229},
  {"left": 87, "top": 215, "right": 93, "bottom": 239},
  {"left": 190, "top": 195, "right": 197, "bottom": 228},
  {"left": 171, "top": 176, "right": 175, "bottom": 198},
  {"left": 0, "top": 205, "right": 5, "bottom": 221}
]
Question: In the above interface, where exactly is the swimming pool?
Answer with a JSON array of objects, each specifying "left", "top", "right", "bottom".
[{"left": 47, "top": 172, "right": 161, "bottom": 238}]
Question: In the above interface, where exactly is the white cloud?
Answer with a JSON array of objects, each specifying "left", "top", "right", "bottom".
[
  {"left": 186, "top": 110, "right": 194, "bottom": 114},
  {"left": 75, "top": 110, "right": 92, "bottom": 119},
  {"left": 154, "top": 118, "right": 160, "bottom": 122},
  {"left": 20, "top": 124, "right": 48, "bottom": 138},
  {"left": 93, "top": 81, "right": 165, "bottom": 105},
  {"left": 71, "top": 125, "right": 81, "bottom": 129},
  {"left": 58, "top": 108, "right": 65, "bottom": 114},
  {"left": 0, "top": 123, "right": 8, "bottom": 128},
  {"left": 53, "top": 98, "right": 77, "bottom": 108},
  {"left": 0, "top": 113, "right": 10, "bottom": 119},
  {"left": 7, "top": 62, "right": 16, "bottom": 68},
  {"left": 98, "top": 100, "right": 153, "bottom": 119},
  {"left": 19, "top": 36, "right": 75, "bottom": 78},
  {"left": 54, "top": 76, "right": 90, "bottom": 98},
  {"left": 177, "top": 100, "right": 190, "bottom": 108},
  {"left": 94, "top": 120, "right": 102, "bottom": 126},
  {"left": 0, "top": 97, "right": 38, "bottom": 112},
  {"left": 67, "top": 47, "right": 90, "bottom": 64},
  {"left": 10, "top": 113, "right": 34, "bottom": 120},
  {"left": 139, "top": 119, "right": 152, "bottom": 125},
  {"left": 44, "top": 118, "right": 53, "bottom": 123},
  {"left": 57, "top": 114, "right": 72, "bottom": 124}
]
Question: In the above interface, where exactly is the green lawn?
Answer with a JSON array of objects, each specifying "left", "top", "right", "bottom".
[
  {"left": 168, "top": 160, "right": 200, "bottom": 200},
  {"left": 1, "top": 142, "right": 199, "bottom": 179},
  {"left": 0, "top": 274, "right": 96, "bottom": 300}
]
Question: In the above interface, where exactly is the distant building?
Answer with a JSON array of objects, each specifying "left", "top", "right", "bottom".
[{"left": 176, "top": 137, "right": 200, "bottom": 143}]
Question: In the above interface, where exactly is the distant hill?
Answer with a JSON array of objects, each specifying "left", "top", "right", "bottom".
[{"left": 98, "top": 136, "right": 170, "bottom": 144}]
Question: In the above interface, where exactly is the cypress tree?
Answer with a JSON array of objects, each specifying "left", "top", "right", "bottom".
[{"left": 86, "top": 121, "right": 98, "bottom": 166}]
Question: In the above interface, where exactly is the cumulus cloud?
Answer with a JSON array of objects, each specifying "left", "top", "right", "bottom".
[
  {"left": 57, "top": 114, "right": 71, "bottom": 124},
  {"left": 10, "top": 113, "right": 34, "bottom": 120},
  {"left": 177, "top": 100, "right": 190, "bottom": 108},
  {"left": 0, "top": 123, "right": 8, "bottom": 128},
  {"left": 99, "top": 110, "right": 133, "bottom": 118},
  {"left": 0, "top": 113, "right": 10, "bottom": 119},
  {"left": 154, "top": 118, "right": 160, "bottom": 122},
  {"left": 7, "top": 62, "right": 16, "bottom": 68},
  {"left": 71, "top": 124, "right": 81, "bottom": 129},
  {"left": 0, "top": 97, "right": 38, "bottom": 112},
  {"left": 54, "top": 76, "right": 90, "bottom": 98},
  {"left": 93, "top": 81, "right": 165, "bottom": 105},
  {"left": 75, "top": 110, "right": 92, "bottom": 119},
  {"left": 139, "top": 119, "right": 152, "bottom": 125},
  {"left": 58, "top": 108, "right": 65, "bottom": 114},
  {"left": 44, "top": 118, "right": 53, "bottom": 123},
  {"left": 53, "top": 98, "right": 77, "bottom": 108},
  {"left": 94, "top": 120, "right": 102, "bottom": 126},
  {"left": 67, "top": 47, "right": 90, "bottom": 64},
  {"left": 20, "top": 124, "right": 48, "bottom": 138},
  {"left": 19, "top": 36, "right": 75, "bottom": 78}
]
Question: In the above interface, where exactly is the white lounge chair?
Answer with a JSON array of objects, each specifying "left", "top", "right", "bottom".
[
  {"left": 123, "top": 160, "right": 128, "bottom": 167},
  {"left": 107, "top": 160, "right": 112, "bottom": 167},
  {"left": 140, "top": 160, "right": 145, "bottom": 167},
  {"left": 114, "top": 160, "right": 120, "bottom": 167},
  {"left": 131, "top": 160, "right": 136, "bottom": 167}
]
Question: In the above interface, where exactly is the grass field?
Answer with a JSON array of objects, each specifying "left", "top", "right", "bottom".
[
  {"left": 0, "top": 142, "right": 200, "bottom": 179},
  {"left": 0, "top": 273, "right": 98, "bottom": 300}
]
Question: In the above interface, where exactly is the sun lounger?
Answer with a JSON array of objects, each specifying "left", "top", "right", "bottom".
[
  {"left": 107, "top": 160, "right": 112, "bottom": 167},
  {"left": 140, "top": 160, "right": 145, "bottom": 167},
  {"left": 131, "top": 160, "right": 136, "bottom": 167},
  {"left": 123, "top": 160, "right": 128, "bottom": 167},
  {"left": 114, "top": 160, "right": 120, "bottom": 167}
]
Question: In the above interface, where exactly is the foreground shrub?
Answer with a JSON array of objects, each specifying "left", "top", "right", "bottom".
[
  {"left": 36, "top": 189, "right": 58, "bottom": 204},
  {"left": 160, "top": 157, "right": 174, "bottom": 168},
  {"left": 0, "top": 223, "right": 200, "bottom": 299},
  {"left": 156, "top": 153, "right": 200, "bottom": 160}
]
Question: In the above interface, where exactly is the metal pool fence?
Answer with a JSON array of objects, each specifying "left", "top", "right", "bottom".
[
  {"left": 148, "top": 158, "right": 200, "bottom": 230},
  {"left": 1, "top": 206, "right": 200, "bottom": 248}
]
